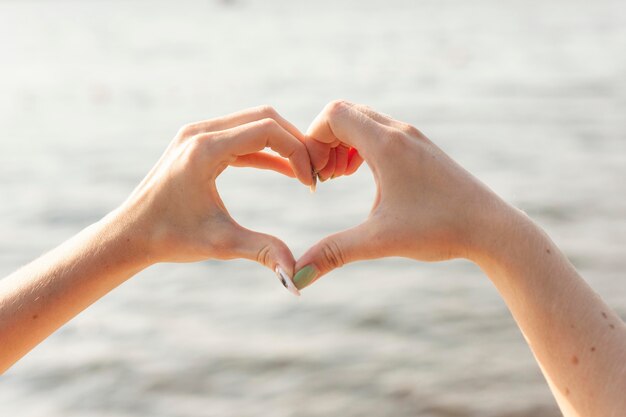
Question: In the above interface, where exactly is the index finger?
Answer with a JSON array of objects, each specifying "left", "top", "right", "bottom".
[
  {"left": 186, "top": 105, "right": 306, "bottom": 143},
  {"left": 208, "top": 118, "right": 314, "bottom": 186}
]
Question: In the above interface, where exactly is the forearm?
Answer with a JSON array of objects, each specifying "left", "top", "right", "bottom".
[
  {"left": 473, "top": 209, "right": 626, "bottom": 417},
  {"left": 0, "top": 108, "right": 312, "bottom": 373},
  {"left": 0, "top": 210, "right": 153, "bottom": 373}
]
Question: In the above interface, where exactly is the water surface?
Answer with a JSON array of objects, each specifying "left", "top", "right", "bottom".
[{"left": 1, "top": 1, "right": 625, "bottom": 416}]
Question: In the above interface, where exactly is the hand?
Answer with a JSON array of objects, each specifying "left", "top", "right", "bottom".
[
  {"left": 293, "top": 100, "right": 515, "bottom": 289},
  {"left": 115, "top": 106, "right": 314, "bottom": 279},
  {"left": 0, "top": 105, "right": 316, "bottom": 372}
]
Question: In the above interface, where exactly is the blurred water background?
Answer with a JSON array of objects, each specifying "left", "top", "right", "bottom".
[{"left": 1, "top": 0, "right": 625, "bottom": 416}]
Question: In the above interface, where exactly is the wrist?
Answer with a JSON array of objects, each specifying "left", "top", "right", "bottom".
[
  {"left": 466, "top": 200, "right": 547, "bottom": 271},
  {"left": 97, "top": 206, "right": 159, "bottom": 270}
]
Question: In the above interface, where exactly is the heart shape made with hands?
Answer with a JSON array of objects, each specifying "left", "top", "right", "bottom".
[
  {"left": 196, "top": 102, "right": 452, "bottom": 299},
  {"left": 221, "top": 139, "right": 368, "bottom": 298},
  {"left": 205, "top": 104, "right": 381, "bottom": 297},
  {"left": 168, "top": 104, "right": 382, "bottom": 298},
  {"left": 140, "top": 103, "right": 394, "bottom": 299},
  {"left": 213, "top": 102, "right": 425, "bottom": 297}
]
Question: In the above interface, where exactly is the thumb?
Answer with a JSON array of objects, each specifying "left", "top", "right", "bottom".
[
  {"left": 307, "top": 100, "right": 388, "bottom": 163},
  {"left": 293, "top": 222, "right": 378, "bottom": 291},
  {"left": 230, "top": 226, "right": 301, "bottom": 296}
]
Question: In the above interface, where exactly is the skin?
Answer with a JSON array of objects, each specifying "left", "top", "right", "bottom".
[
  {"left": 1, "top": 101, "right": 624, "bottom": 416},
  {"left": 0, "top": 105, "right": 313, "bottom": 373},
  {"left": 296, "top": 100, "right": 626, "bottom": 417}
]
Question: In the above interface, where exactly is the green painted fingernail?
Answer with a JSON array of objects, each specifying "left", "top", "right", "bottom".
[{"left": 293, "top": 265, "right": 318, "bottom": 290}]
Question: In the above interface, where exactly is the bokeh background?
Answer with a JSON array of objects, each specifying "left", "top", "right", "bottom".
[{"left": 1, "top": 0, "right": 625, "bottom": 416}]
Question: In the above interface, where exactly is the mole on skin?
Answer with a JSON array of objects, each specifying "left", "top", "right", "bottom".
[
  {"left": 591, "top": 346, "right": 596, "bottom": 352},
  {"left": 602, "top": 312, "right": 608, "bottom": 319},
  {"left": 571, "top": 355, "right": 579, "bottom": 365}
]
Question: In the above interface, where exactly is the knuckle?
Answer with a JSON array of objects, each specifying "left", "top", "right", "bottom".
[
  {"left": 387, "top": 127, "right": 408, "bottom": 142},
  {"left": 325, "top": 99, "right": 350, "bottom": 118},
  {"left": 257, "top": 117, "right": 279, "bottom": 132},
  {"left": 181, "top": 134, "right": 216, "bottom": 165},
  {"left": 320, "top": 239, "right": 346, "bottom": 271},
  {"left": 256, "top": 243, "right": 272, "bottom": 267},
  {"left": 177, "top": 123, "right": 197, "bottom": 139},
  {"left": 182, "top": 136, "right": 204, "bottom": 162},
  {"left": 377, "top": 130, "right": 411, "bottom": 159},
  {"left": 256, "top": 105, "right": 279, "bottom": 119},
  {"left": 400, "top": 123, "right": 422, "bottom": 138},
  {"left": 196, "top": 131, "right": 217, "bottom": 144}
]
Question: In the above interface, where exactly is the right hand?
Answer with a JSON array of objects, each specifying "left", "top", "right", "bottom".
[{"left": 293, "top": 100, "right": 517, "bottom": 290}]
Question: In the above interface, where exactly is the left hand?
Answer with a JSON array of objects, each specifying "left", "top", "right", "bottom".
[{"left": 113, "top": 106, "right": 314, "bottom": 280}]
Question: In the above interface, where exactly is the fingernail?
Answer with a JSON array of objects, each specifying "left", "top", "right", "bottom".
[
  {"left": 318, "top": 173, "right": 327, "bottom": 183},
  {"left": 275, "top": 266, "right": 300, "bottom": 297},
  {"left": 293, "top": 265, "right": 318, "bottom": 290},
  {"left": 309, "top": 169, "right": 317, "bottom": 193}
]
